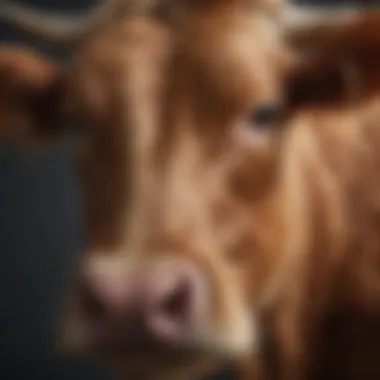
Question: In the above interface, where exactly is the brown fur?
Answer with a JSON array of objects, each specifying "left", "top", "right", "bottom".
[{"left": 3, "top": 1, "right": 380, "bottom": 380}]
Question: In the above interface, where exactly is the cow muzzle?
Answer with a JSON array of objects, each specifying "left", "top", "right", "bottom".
[{"left": 71, "top": 256, "right": 210, "bottom": 358}]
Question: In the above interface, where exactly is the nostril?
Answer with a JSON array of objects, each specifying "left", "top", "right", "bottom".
[
  {"left": 160, "top": 279, "right": 192, "bottom": 322},
  {"left": 145, "top": 272, "right": 199, "bottom": 344}
]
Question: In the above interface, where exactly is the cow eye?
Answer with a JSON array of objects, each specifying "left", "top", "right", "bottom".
[{"left": 249, "top": 102, "right": 282, "bottom": 129}]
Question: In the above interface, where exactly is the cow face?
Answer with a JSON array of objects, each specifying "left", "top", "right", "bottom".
[
  {"left": 58, "top": 2, "right": 295, "bottom": 378},
  {"left": 2, "top": 0, "right": 363, "bottom": 378}
]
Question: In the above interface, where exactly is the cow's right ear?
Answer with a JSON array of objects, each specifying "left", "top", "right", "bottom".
[
  {"left": 284, "top": 10, "right": 380, "bottom": 111},
  {"left": 0, "top": 46, "right": 72, "bottom": 144},
  {"left": 284, "top": 54, "right": 352, "bottom": 110}
]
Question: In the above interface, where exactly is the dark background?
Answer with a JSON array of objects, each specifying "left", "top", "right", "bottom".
[{"left": 0, "top": 1, "right": 378, "bottom": 379}]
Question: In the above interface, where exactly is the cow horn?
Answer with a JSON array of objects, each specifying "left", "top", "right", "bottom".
[
  {"left": 283, "top": 4, "right": 360, "bottom": 30},
  {"left": 0, "top": 0, "right": 131, "bottom": 47},
  {"left": 281, "top": 4, "right": 363, "bottom": 51},
  {"left": 0, "top": 1, "right": 364, "bottom": 48}
]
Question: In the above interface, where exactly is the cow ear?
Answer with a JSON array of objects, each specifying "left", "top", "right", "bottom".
[
  {"left": 284, "top": 54, "right": 355, "bottom": 109},
  {"left": 0, "top": 47, "right": 70, "bottom": 143},
  {"left": 285, "top": 10, "right": 380, "bottom": 110}
]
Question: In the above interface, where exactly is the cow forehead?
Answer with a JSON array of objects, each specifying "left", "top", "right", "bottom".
[
  {"left": 101, "top": 6, "right": 284, "bottom": 128},
  {"left": 175, "top": 9, "right": 283, "bottom": 108},
  {"left": 107, "top": 10, "right": 284, "bottom": 169}
]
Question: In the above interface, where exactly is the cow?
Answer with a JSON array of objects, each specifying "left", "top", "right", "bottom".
[{"left": 2, "top": 1, "right": 380, "bottom": 379}]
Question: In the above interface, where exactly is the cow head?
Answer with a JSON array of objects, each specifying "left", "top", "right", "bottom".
[
  {"left": 60, "top": 4, "right": 288, "bottom": 377},
  {"left": 1, "top": 0, "right": 376, "bottom": 378}
]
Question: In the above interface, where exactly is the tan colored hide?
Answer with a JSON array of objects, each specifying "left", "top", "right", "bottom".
[{"left": 1, "top": 2, "right": 380, "bottom": 380}]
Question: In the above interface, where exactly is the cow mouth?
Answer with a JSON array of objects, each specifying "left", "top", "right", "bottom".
[
  {"left": 92, "top": 333, "right": 201, "bottom": 377},
  {"left": 77, "top": 287, "right": 200, "bottom": 364}
]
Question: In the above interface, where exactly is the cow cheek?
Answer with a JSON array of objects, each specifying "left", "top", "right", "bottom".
[
  {"left": 225, "top": 232, "right": 274, "bottom": 305},
  {"left": 223, "top": 184, "right": 285, "bottom": 307},
  {"left": 228, "top": 142, "right": 281, "bottom": 202}
]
